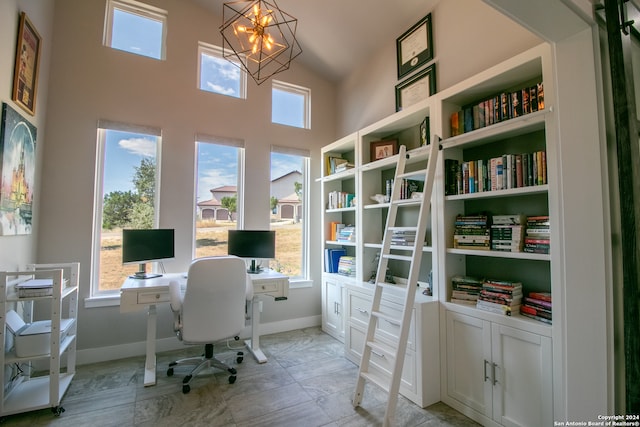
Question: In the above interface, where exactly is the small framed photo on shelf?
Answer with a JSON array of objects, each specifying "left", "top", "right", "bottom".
[
  {"left": 395, "top": 63, "right": 436, "bottom": 112},
  {"left": 420, "top": 116, "right": 430, "bottom": 146},
  {"left": 12, "top": 12, "right": 42, "bottom": 116},
  {"left": 370, "top": 139, "right": 398, "bottom": 161},
  {"left": 396, "top": 13, "right": 433, "bottom": 80}
]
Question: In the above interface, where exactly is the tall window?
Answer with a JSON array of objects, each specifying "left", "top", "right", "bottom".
[
  {"left": 92, "top": 122, "right": 161, "bottom": 294},
  {"left": 103, "top": 0, "right": 167, "bottom": 60},
  {"left": 194, "top": 136, "right": 244, "bottom": 258},
  {"left": 270, "top": 147, "right": 309, "bottom": 279},
  {"left": 198, "top": 42, "right": 246, "bottom": 99},
  {"left": 272, "top": 80, "right": 311, "bottom": 129}
]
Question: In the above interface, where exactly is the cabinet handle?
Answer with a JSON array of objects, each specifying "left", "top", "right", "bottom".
[
  {"left": 492, "top": 363, "right": 498, "bottom": 385},
  {"left": 371, "top": 350, "right": 385, "bottom": 358},
  {"left": 356, "top": 307, "right": 368, "bottom": 314},
  {"left": 336, "top": 302, "right": 340, "bottom": 315},
  {"left": 484, "top": 359, "right": 493, "bottom": 383}
]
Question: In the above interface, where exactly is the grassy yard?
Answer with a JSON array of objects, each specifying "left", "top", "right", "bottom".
[{"left": 99, "top": 221, "right": 302, "bottom": 291}]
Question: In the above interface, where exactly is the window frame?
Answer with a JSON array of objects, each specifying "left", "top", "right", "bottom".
[
  {"left": 90, "top": 121, "right": 162, "bottom": 300},
  {"left": 272, "top": 80, "right": 311, "bottom": 129},
  {"left": 193, "top": 134, "right": 246, "bottom": 259},
  {"left": 197, "top": 42, "right": 247, "bottom": 99},
  {"left": 270, "top": 145, "right": 311, "bottom": 283},
  {"left": 103, "top": 0, "right": 168, "bottom": 60}
]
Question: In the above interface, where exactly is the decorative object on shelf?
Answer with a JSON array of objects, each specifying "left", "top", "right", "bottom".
[
  {"left": 396, "top": 13, "right": 433, "bottom": 79},
  {"left": 370, "top": 139, "right": 398, "bottom": 161},
  {"left": 370, "top": 194, "right": 386, "bottom": 204},
  {"left": 12, "top": 12, "right": 41, "bottom": 116},
  {"left": 0, "top": 103, "right": 37, "bottom": 236},
  {"left": 220, "top": 0, "right": 302, "bottom": 85},
  {"left": 420, "top": 116, "right": 430, "bottom": 146},
  {"left": 395, "top": 63, "right": 436, "bottom": 112}
]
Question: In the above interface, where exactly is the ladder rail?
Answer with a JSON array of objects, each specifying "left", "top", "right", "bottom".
[{"left": 353, "top": 140, "right": 440, "bottom": 427}]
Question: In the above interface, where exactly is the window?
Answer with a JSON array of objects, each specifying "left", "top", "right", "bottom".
[
  {"left": 194, "top": 135, "right": 244, "bottom": 258},
  {"left": 198, "top": 43, "right": 247, "bottom": 99},
  {"left": 104, "top": 0, "right": 167, "bottom": 60},
  {"left": 92, "top": 122, "right": 161, "bottom": 295},
  {"left": 272, "top": 80, "right": 311, "bottom": 129},
  {"left": 270, "top": 146, "right": 310, "bottom": 279}
]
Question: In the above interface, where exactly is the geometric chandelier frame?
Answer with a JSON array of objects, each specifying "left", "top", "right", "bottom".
[{"left": 220, "top": 0, "right": 302, "bottom": 85}]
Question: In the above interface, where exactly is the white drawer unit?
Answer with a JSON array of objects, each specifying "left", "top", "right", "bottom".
[{"left": 344, "top": 283, "right": 440, "bottom": 408}]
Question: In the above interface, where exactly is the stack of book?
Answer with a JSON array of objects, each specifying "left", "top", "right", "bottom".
[
  {"left": 390, "top": 229, "right": 417, "bottom": 246},
  {"left": 524, "top": 215, "right": 550, "bottom": 254},
  {"left": 399, "top": 179, "right": 423, "bottom": 200},
  {"left": 450, "top": 275, "right": 483, "bottom": 305},
  {"left": 15, "top": 279, "right": 54, "bottom": 298},
  {"left": 476, "top": 279, "right": 522, "bottom": 316},
  {"left": 336, "top": 225, "right": 355, "bottom": 242},
  {"left": 520, "top": 291, "right": 552, "bottom": 324},
  {"left": 453, "top": 214, "right": 490, "bottom": 250},
  {"left": 337, "top": 256, "right": 356, "bottom": 277},
  {"left": 325, "top": 156, "right": 354, "bottom": 175},
  {"left": 490, "top": 214, "right": 525, "bottom": 252}
]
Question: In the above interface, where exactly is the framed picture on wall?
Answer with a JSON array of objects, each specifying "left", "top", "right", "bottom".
[
  {"left": 395, "top": 63, "right": 437, "bottom": 112},
  {"left": 12, "top": 12, "right": 42, "bottom": 116},
  {"left": 0, "top": 103, "right": 37, "bottom": 235},
  {"left": 396, "top": 13, "right": 433, "bottom": 80}
]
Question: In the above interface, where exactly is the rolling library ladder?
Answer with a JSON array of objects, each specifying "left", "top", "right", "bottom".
[{"left": 352, "top": 141, "right": 439, "bottom": 427}]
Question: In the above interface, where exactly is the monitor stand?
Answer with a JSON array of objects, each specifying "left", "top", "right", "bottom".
[
  {"left": 247, "top": 259, "right": 262, "bottom": 274},
  {"left": 129, "top": 263, "right": 162, "bottom": 279}
]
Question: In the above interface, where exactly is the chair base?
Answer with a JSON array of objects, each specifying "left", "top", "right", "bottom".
[{"left": 167, "top": 343, "right": 244, "bottom": 393}]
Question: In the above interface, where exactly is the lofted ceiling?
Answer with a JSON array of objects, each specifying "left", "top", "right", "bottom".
[{"left": 191, "top": 0, "right": 440, "bottom": 82}]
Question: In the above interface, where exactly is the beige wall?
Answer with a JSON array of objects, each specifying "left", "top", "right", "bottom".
[
  {"left": 35, "top": 0, "right": 336, "bottom": 352},
  {"left": 336, "top": 0, "right": 541, "bottom": 136}
]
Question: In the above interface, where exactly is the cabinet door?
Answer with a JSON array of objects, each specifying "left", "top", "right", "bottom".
[
  {"left": 445, "top": 311, "right": 492, "bottom": 417},
  {"left": 491, "top": 323, "right": 552, "bottom": 427},
  {"left": 322, "top": 278, "right": 344, "bottom": 341}
]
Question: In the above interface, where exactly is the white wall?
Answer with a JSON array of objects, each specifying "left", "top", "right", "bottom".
[
  {"left": 35, "top": 0, "right": 336, "bottom": 352},
  {"left": 336, "top": 0, "right": 541, "bottom": 136},
  {"left": 0, "top": 0, "right": 54, "bottom": 271}
]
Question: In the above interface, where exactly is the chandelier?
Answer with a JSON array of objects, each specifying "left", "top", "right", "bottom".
[{"left": 220, "top": 0, "right": 302, "bottom": 85}]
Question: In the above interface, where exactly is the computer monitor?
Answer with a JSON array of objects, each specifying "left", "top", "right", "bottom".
[
  {"left": 122, "top": 228, "right": 175, "bottom": 279},
  {"left": 227, "top": 230, "right": 275, "bottom": 274}
]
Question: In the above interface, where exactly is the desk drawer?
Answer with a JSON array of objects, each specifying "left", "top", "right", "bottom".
[{"left": 137, "top": 291, "right": 169, "bottom": 304}]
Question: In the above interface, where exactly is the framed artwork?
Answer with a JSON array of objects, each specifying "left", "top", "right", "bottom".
[
  {"left": 396, "top": 13, "right": 433, "bottom": 80},
  {"left": 12, "top": 12, "right": 42, "bottom": 116},
  {"left": 395, "top": 63, "right": 437, "bottom": 112},
  {"left": 0, "top": 103, "right": 37, "bottom": 235},
  {"left": 370, "top": 139, "right": 398, "bottom": 161}
]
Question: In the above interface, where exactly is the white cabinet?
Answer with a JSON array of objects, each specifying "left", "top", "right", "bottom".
[
  {"left": 444, "top": 310, "right": 552, "bottom": 427},
  {"left": 321, "top": 274, "right": 346, "bottom": 342},
  {"left": 0, "top": 263, "right": 79, "bottom": 417},
  {"left": 345, "top": 284, "right": 439, "bottom": 408}
]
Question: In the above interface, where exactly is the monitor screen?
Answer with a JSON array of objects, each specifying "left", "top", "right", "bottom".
[
  {"left": 227, "top": 230, "right": 275, "bottom": 273},
  {"left": 122, "top": 229, "right": 175, "bottom": 278}
]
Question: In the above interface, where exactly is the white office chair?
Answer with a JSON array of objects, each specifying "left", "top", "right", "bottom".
[{"left": 166, "top": 256, "right": 251, "bottom": 393}]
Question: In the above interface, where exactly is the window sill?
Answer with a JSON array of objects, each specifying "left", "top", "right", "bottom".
[{"left": 289, "top": 278, "right": 313, "bottom": 289}]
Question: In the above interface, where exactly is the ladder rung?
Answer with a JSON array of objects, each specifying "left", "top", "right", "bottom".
[
  {"left": 388, "top": 226, "right": 417, "bottom": 232},
  {"left": 391, "top": 198, "right": 421, "bottom": 206},
  {"left": 371, "top": 310, "right": 401, "bottom": 326},
  {"left": 360, "top": 371, "right": 390, "bottom": 393},
  {"left": 397, "top": 168, "right": 428, "bottom": 180},
  {"left": 376, "top": 281, "right": 409, "bottom": 292},
  {"left": 382, "top": 254, "right": 412, "bottom": 262},
  {"left": 367, "top": 340, "right": 397, "bottom": 360}
]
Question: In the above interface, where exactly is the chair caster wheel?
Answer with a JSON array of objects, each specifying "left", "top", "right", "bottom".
[
  {"left": 167, "top": 368, "right": 174, "bottom": 377},
  {"left": 52, "top": 406, "right": 65, "bottom": 416},
  {"left": 237, "top": 356, "right": 244, "bottom": 363},
  {"left": 229, "top": 375, "right": 236, "bottom": 384},
  {"left": 182, "top": 384, "right": 190, "bottom": 394}
]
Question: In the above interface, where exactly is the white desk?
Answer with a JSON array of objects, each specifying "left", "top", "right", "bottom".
[{"left": 120, "top": 270, "right": 288, "bottom": 386}]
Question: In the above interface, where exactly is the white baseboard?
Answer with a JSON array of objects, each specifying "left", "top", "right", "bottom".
[{"left": 76, "top": 315, "right": 321, "bottom": 366}]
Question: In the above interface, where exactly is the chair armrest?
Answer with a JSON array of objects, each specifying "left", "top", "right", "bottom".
[
  {"left": 169, "top": 280, "right": 183, "bottom": 336},
  {"left": 245, "top": 275, "right": 254, "bottom": 301}
]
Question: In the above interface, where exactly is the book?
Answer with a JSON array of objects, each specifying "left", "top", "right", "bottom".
[
  {"left": 476, "top": 299, "right": 519, "bottom": 316},
  {"left": 324, "top": 248, "right": 346, "bottom": 273},
  {"left": 529, "top": 291, "right": 552, "bottom": 302}
]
